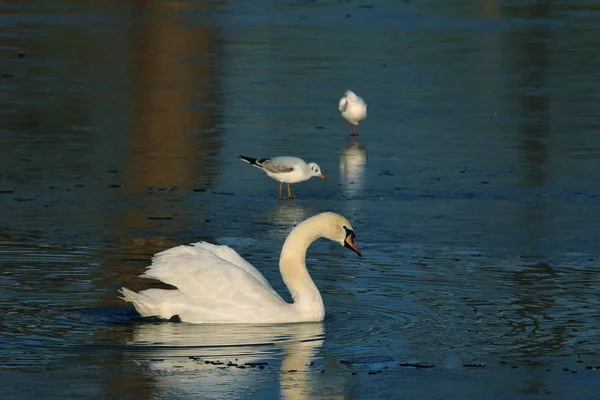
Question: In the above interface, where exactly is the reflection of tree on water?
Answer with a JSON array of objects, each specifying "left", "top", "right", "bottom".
[
  {"left": 504, "top": 2, "right": 566, "bottom": 395},
  {"left": 506, "top": 260, "right": 567, "bottom": 396},
  {"left": 99, "top": 0, "right": 225, "bottom": 294},
  {"left": 121, "top": 322, "right": 325, "bottom": 400},
  {"left": 94, "top": 2, "right": 224, "bottom": 397},
  {"left": 514, "top": 3, "right": 550, "bottom": 188},
  {"left": 115, "top": 0, "right": 223, "bottom": 235}
]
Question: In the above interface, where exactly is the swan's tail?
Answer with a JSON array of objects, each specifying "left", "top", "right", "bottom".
[
  {"left": 239, "top": 155, "right": 268, "bottom": 169},
  {"left": 119, "top": 287, "right": 162, "bottom": 318}
]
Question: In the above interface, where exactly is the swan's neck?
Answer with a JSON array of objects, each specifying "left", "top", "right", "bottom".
[{"left": 279, "top": 221, "right": 324, "bottom": 320}]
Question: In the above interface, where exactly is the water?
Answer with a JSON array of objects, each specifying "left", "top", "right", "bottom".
[{"left": 1, "top": 0, "right": 600, "bottom": 398}]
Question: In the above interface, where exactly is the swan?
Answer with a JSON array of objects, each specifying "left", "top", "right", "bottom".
[{"left": 119, "top": 212, "right": 361, "bottom": 323}]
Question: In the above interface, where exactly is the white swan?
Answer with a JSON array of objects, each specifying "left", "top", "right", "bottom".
[{"left": 119, "top": 212, "right": 361, "bottom": 324}]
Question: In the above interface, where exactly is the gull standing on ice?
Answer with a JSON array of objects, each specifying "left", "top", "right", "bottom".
[
  {"left": 239, "top": 155, "right": 326, "bottom": 200},
  {"left": 338, "top": 90, "right": 367, "bottom": 136}
]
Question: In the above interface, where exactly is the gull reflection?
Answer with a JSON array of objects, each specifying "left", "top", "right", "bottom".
[
  {"left": 339, "top": 140, "right": 367, "bottom": 196},
  {"left": 270, "top": 201, "right": 308, "bottom": 227},
  {"left": 124, "top": 322, "right": 324, "bottom": 399}
]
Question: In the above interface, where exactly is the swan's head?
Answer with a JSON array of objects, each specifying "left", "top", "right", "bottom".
[
  {"left": 314, "top": 212, "right": 361, "bottom": 257},
  {"left": 308, "top": 163, "right": 326, "bottom": 180}
]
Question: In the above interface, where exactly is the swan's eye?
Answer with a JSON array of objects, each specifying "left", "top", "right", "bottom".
[{"left": 342, "top": 226, "right": 354, "bottom": 238}]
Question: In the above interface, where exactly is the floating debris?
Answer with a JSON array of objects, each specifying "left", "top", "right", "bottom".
[
  {"left": 245, "top": 362, "right": 268, "bottom": 366},
  {"left": 562, "top": 367, "right": 580, "bottom": 373},
  {"left": 399, "top": 362, "right": 435, "bottom": 369},
  {"left": 340, "top": 355, "right": 394, "bottom": 365},
  {"left": 463, "top": 363, "right": 486, "bottom": 368}
]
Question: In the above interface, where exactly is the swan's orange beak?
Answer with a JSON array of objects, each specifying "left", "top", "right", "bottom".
[
  {"left": 318, "top": 173, "right": 326, "bottom": 180},
  {"left": 344, "top": 232, "right": 361, "bottom": 257}
]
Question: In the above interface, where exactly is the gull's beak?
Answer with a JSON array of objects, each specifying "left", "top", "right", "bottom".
[
  {"left": 344, "top": 231, "right": 361, "bottom": 257},
  {"left": 318, "top": 173, "right": 326, "bottom": 180}
]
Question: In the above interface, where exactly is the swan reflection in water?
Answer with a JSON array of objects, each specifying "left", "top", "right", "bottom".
[
  {"left": 124, "top": 321, "right": 324, "bottom": 399},
  {"left": 339, "top": 140, "right": 367, "bottom": 197}
]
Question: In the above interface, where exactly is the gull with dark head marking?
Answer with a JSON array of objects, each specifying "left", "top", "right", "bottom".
[
  {"left": 338, "top": 90, "right": 367, "bottom": 136},
  {"left": 239, "top": 155, "right": 326, "bottom": 200}
]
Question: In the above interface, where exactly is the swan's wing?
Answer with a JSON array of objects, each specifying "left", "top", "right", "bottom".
[
  {"left": 260, "top": 158, "right": 296, "bottom": 174},
  {"left": 141, "top": 244, "right": 285, "bottom": 305},
  {"left": 338, "top": 96, "right": 348, "bottom": 112},
  {"left": 189, "top": 242, "right": 274, "bottom": 291}
]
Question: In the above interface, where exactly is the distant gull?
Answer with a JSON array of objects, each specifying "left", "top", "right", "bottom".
[
  {"left": 338, "top": 90, "right": 367, "bottom": 136},
  {"left": 239, "top": 155, "right": 326, "bottom": 200}
]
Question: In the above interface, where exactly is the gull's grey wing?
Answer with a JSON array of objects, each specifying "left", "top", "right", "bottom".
[{"left": 259, "top": 158, "right": 295, "bottom": 174}]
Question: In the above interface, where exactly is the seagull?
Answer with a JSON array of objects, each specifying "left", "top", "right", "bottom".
[
  {"left": 338, "top": 90, "right": 367, "bottom": 136},
  {"left": 239, "top": 155, "right": 326, "bottom": 200}
]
